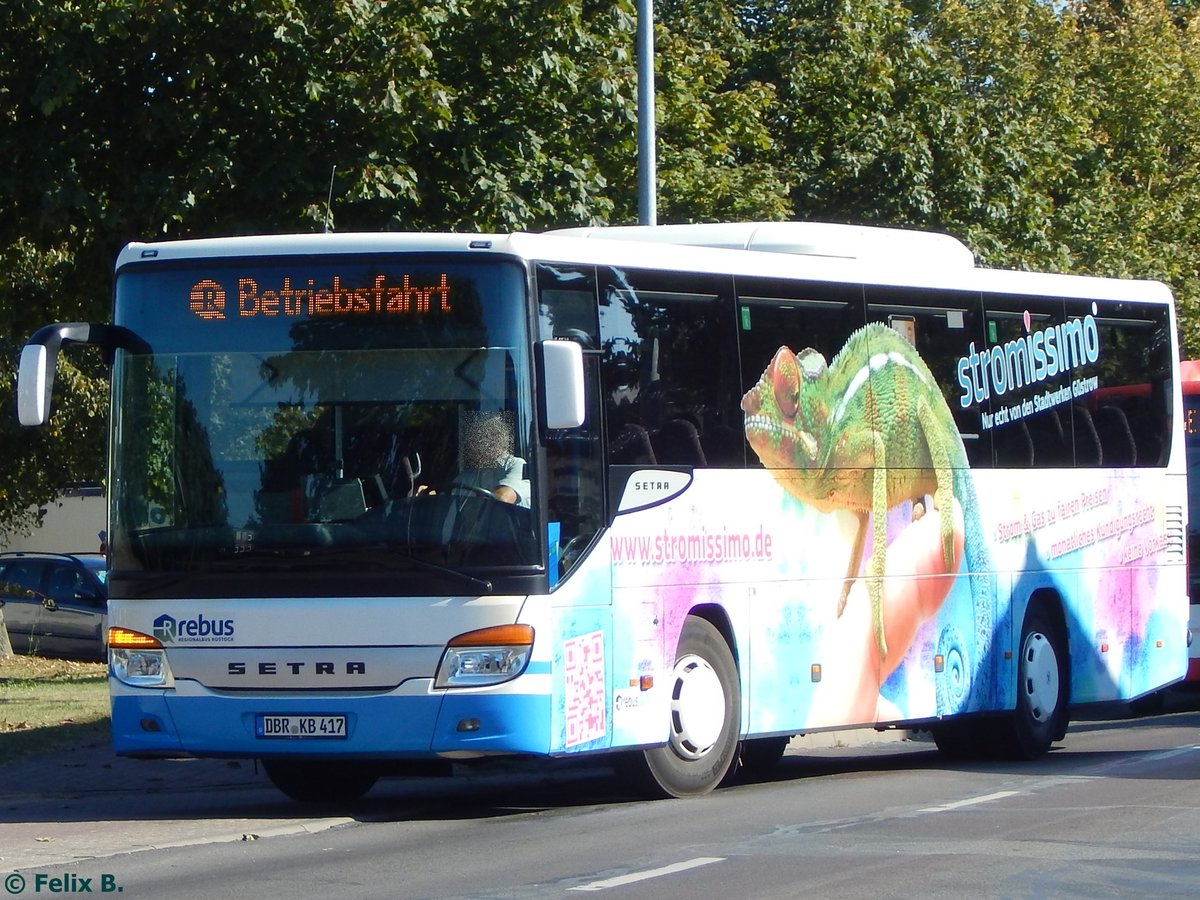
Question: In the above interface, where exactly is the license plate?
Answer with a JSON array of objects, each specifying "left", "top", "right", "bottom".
[{"left": 256, "top": 714, "right": 347, "bottom": 739}]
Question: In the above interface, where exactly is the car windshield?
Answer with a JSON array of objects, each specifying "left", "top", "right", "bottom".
[{"left": 109, "top": 256, "right": 540, "bottom": 594}]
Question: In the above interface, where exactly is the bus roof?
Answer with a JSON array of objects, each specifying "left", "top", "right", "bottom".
[
  {"left": 116, "top": 225, "right": 1174, "bottom": 306},
  {"left": 550, "top": 221, "right": 976, "bottom": 269}
]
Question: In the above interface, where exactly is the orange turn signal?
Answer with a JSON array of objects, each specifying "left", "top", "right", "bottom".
[
  {"left": 107, "top": 627, "right": 162, "bottom": 649},
  {"left": 447, "top": 624, "right": 534, "bottom": 647}
]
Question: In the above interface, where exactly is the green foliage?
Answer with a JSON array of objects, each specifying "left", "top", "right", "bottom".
[
  {"left": 0, "top": 239, "right": 108, "bottom": 544},
  {"left": 1067, "top": 0, "right": 1200, "bottom": 352},
  {"left": 653, "top": 0, "right": 793, "bottom": 222},
  {"left": 740, "top": 0, "right": 1200, "bottom": 352}
]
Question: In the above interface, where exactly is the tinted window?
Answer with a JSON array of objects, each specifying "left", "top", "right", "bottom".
[
  {"left": 1067, "top": 298, "right": 1172, "bottom": 467},
  {"left": 737, "top": 279, "right": 864, "bottom": 372},
  {"left": 598, "top": 267, "right": 741, "bottom": 468},
  {"left": 0, "top": 561, "right": 45, "bottom": 599},
  {"left": 976, "top": 295, "right": 1172, "bottom": 468},
  {"left": 46, "top": 564, "right": 101, "bottom": 605},
  {"left": 865, "top": 287, "right": 989, "bottom": 467}
]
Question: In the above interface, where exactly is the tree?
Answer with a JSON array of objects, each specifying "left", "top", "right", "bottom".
[
  {"left": 1064, "top": 0, "right": 1200, "bottom": 353},
  {"left": 0, "top": 0, "right": 791, "bottom": 538},
  {"left": 0, "top": 2, "right": 587, "bottom": 537},
  {"left": 739, "top": 0, "right": 1200, "bottom": 352},
  {"left": 638, "top": 0, "right": 793, "bottom": 223}
]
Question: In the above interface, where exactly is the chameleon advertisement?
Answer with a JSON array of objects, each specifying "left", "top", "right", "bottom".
[{"left": 584, "top": 318, "right": 1184, "bottom": 748}]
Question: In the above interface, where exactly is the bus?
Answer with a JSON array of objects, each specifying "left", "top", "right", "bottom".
[
  {"left": 16, "top": 222, "right": 1188, "bottom": 801},
  {"left": 1182, "top": 359, "right": 1200, "bottom": 681}
]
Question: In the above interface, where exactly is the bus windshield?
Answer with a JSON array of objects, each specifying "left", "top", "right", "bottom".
[{"left": 109, "top": 257, "right": 540, "bottom": 592}]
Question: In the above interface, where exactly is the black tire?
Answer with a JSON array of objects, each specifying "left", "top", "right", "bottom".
[
  {"left": 931, "top": 721, "right": 987, "bottom": 761},
  {"left": 262, "top": 759, "right": 379, "bottom": 803},
  {"left": 736, "top": 735, "right": 791, "bottom": 781},
  {"left": 630, "top": 616, "right": 741, "bottom": 798},
  {"left": 994, "top": 606, "right": 1068, "bottom": 760}
]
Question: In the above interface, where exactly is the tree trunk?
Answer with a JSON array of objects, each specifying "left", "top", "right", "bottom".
[{"left": 0, "top": 608, "right": 13, "bottom": 657}]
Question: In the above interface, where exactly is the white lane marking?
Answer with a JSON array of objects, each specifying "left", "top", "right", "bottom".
[
  {"left": 569, "top": 857, "right": 725, "bottom": 892},
  {"left": 1137, "top": 745, "right": 1200, "bottom": 764},
  {"left": 919, "top": 789, "right": 1020, "bottom": 814}
]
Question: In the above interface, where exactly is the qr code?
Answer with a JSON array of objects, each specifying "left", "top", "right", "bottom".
[{"left": 564, "top": 630, "right": 606, "bottom": 747}]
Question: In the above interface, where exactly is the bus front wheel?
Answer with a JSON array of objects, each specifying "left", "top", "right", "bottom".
[
  {"left": 633, "top": 616, "right": 741, "bottom": 798},
  {"left": 262, "top": 759, "right": 379, "bottom": 803}
]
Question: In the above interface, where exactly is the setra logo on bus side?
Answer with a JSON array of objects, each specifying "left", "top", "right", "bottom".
[{"left": 632, "top": 480, "right": 673, "bottom": 491}]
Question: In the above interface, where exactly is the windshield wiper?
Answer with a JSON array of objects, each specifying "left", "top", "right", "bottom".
[{"left": 373, "top": 549, "right": 494, "bottom": 594}]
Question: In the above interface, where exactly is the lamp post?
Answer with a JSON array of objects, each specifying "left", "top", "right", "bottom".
[{"left": 636, "top": 0, "right": 657, "bottom": 226}]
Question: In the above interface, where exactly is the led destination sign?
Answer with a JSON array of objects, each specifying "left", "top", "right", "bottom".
[{"left": 188, "top": 273, "right": 453, "bottom": 321}]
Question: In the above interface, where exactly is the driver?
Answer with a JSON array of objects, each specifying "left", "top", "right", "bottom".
[{"left": 450, "top": 411, "right": 530, "bottom": 508}]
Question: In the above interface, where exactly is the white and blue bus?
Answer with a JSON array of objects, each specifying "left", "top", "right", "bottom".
[{"left": 17, "top": 223, "right": 1188, "bottom": 801}]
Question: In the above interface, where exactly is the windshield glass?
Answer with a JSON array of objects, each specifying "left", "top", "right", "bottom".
[{"left": 110, "top": 256, "right": 540, "bottom": 592}]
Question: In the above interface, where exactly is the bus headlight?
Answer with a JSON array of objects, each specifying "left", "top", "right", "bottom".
[
  {"left": 109, "top": 627, "right": 175, "bottom": 688},
  {"left": 435, "top": 624, "right": 533, "bottom": 688}
]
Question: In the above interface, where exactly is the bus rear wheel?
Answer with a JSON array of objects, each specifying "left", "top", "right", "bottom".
[
  {"left": 931, "top": 721, "right": 986, "bottom": 761},
  {"left": 633, "top": 616, "right": 741, "bottom": 798},
  {"left": 262, "top": 759, "right": 379, "bottom": 803},
  {"left": 995, "top": 607, "right": 1067, "bottom": 760}
]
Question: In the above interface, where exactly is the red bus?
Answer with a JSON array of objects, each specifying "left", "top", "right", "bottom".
[{"left": 1183, "top": 360, "right": 1200, "bottom": 680}]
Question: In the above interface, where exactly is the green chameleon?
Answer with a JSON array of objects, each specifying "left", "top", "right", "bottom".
[{"left": 741, "top": 322, "right": 984, "bottom": 664}]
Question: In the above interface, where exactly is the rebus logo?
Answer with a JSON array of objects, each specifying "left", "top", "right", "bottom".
[
  {"left": 153, "top": 614, "right": 177, "bottom": 643},
  {"left": 152, "top": 613, "right": 235, "bottom": 644}
]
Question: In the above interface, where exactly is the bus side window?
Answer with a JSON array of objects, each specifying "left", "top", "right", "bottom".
[
  {"left": 1093, "top": 405, "right": 1137, "bottom": 465},
  {"left": 735, "top": 277, "right": 865, "bottom": 469},
  {"left": 598, "top": 267, "right": 740, "bottom": 468},
  {"left": 984, "top": 295, "right": 1066, "bottom": 467},
  {"left": 1067, "top": 297, "right": 1172, "bottom": 467},
  {"left": 864, "top": 288, "right": 991, "bottom": 468}
]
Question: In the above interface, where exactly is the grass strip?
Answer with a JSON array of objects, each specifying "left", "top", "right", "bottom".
[{"left": 0, "top": 655, "right": 109, "bottom": 763}]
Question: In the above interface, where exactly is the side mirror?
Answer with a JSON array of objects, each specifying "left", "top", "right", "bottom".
[
  {"left": 538, "top": 340, "right": 586, "bottom": 430},
  {"left": 17, "top": 328, "right": 88, "bottom": 427},
  {"left": 16, "top": 344, "right": 47, "bottom": 425},
  {"left": 17, "top": 322, "right": 150, "bottom": 426}
]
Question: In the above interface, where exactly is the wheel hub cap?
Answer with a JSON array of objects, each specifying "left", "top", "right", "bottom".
[
  {"left": 669, "top": 654, "right": 726, "bottom": 760},
  {"left": 1021, "top": 632, "right": 1059, "bottom": 723}
]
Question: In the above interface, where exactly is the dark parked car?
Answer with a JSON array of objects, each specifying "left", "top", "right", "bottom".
[{"left": 0, "top": 551, "right": 107, "bottom": 660}]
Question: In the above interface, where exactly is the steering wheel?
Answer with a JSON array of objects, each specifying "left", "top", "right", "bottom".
[{"left": 444, "top": 484, "right": 497, "bottom": 501}]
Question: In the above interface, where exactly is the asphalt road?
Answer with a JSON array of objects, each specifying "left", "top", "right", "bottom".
[{"left": 3, "top": 693, "right": 1200, "bottom": 898}]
